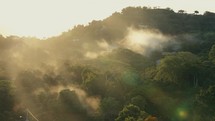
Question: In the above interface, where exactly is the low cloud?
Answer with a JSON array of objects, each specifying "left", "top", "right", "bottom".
[
  {"left": 120, "top": 28, "right": 171, "bottom": 56},
  {"left": 48, "top": 85, "right": 100, "bottom": 113},
  {"left": 85, "top": 51, "right": 99, "bottom": 59}
]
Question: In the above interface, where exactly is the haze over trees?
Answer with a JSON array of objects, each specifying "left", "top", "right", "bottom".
[{"left": 0, "top": 7, "right": 215, "bottom": 121}]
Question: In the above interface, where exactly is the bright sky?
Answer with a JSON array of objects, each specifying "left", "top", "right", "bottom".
[{"left": 0, "top": 0, "right": 214, "bottom": 38}]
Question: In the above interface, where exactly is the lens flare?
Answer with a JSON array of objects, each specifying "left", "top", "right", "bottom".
[{"left": 177, "top": 108, "right": 188, "bottom": 119}]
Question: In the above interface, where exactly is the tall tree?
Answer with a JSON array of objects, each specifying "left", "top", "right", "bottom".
[
  {"left": 115, "top": 104, "right": 148, "bottom": 121},
  {"left": 0, "top": 80, "right": 15, "bottom": 121},
  {"left": 209, "top": 44, "right": 215, "bottom": 63},
  {"left": 155, "top": 52, "right": 201, "bottom": 87}
]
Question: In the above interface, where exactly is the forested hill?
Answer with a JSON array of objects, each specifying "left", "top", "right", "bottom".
[
  {"left": 58, "top": 7, "right": 215, "bottom": 40},
  {"left": 0, "top": 7, "right": 215, "bottom": 121}
]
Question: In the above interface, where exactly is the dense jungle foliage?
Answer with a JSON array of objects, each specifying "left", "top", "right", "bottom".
[{"left": 0, "top": 7, "right": 215, "bottom": 121}]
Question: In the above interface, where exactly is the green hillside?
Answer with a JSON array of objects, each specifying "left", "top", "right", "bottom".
[{"left": 0, "top": 7, "right": 215, "bottom": 121}]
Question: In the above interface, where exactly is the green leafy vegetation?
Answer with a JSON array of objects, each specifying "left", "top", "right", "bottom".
[{"left": 0, "top": 7, "right": 215, "bottom": 121}]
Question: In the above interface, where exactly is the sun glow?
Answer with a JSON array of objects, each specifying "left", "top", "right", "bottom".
[
  {"left": 177, "top": 108, "right": 188, "bottom": 119},
  {"left": 0, "top": 0, "right": 215, "bottom": 38}
]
